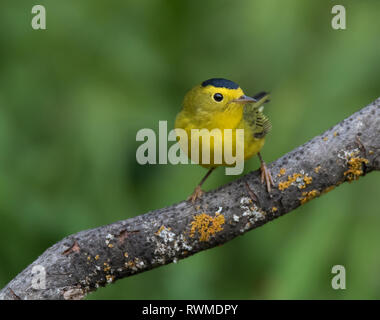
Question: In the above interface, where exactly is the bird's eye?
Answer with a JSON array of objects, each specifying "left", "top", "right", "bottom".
[{"left": 213, "top": 93, "right": 223, "bottom": 102}]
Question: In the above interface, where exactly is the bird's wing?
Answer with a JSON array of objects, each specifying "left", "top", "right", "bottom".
[{"left": 243, "top": 91, "right": 272, "bottom": 139}]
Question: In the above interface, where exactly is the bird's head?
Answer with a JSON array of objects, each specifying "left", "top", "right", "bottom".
[{"left": 183, "top": 78, "right": 256, "bottom": 113}]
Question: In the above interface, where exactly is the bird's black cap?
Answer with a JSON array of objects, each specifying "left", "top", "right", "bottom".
[{"left": 201, "top": 78, "right": 239, "bottom": 89}]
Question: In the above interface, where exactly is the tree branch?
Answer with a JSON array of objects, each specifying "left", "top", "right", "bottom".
[{"left": 1, "top": 99, "right": 379, "bottom": 300}]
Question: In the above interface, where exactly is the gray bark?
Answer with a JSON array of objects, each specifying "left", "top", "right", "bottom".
[{"left": 1, "top": 99, "right": 379, "bottom": 300}]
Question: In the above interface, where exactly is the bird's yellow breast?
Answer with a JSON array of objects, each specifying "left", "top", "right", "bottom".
[{"left": 175, "top": 108, "right": 265, "bottom": 168}]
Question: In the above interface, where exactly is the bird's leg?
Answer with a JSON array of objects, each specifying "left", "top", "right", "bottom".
[
  {"left": 258, "top": 152, "right": 274, "bottom": 192},
  {"left": 188, "top": 167, "right": 216, "bottom": 203}
]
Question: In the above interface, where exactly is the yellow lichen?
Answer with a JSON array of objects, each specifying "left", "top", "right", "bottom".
[
  {"left": 300, "top": 190, "right": 320, "bottom": 205},
  {"left": 124, "top": 252, "right": 129, "bottom": 258},
  {"left": 369, "top": 150, "right": 374, "bottom": 155},
  {"left": 344, "top": 157, "right": 369, "bottom": 182},
  {"left": 314, "top": 166, "right": 321, "bottom": 173},
  {"left": 95, "top": 255, "right": 99, "bottom": 260},
  {"left": 333, "top": 131, "right": 338, "bottom": 137},
  {"left": 271, "top": 207, "right": 278, "bottom": 213},
  {"left": 108, "top": 243, "right": 114, "bottom": 248},
  {"left": 277, "top": 168, "right": 286, "bottom": 177},
  {"left": 323, "top": 137, "right": 328, "bottom": 141},
  {"left": 189, "top": 213, "right": 225, "bottom": 242}
]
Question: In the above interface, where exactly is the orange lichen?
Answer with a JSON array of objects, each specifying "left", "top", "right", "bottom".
[
  {"left": 124, "top": 258, "right": 143, "bottom": 271},
  {"left": 314, "top": 166, "right": 321, "bottom": 173},
  {"left": 278, "top": 171, "right": 313, "bottom": 191},
  {"left": 303, "top": 175, "right": 313, "bottom": 186},
  {"left": 300, "top": 190, "right": 320, "bottom": 205},
  {"left": 189, "top": 213, "right": 225, "bottom": 242},
  {"left": 344, "top": 157, "right": 369, "bottom": 182},
  {"left": 278, "top": 173, "right": 302, "bottom": 190},
  {"left": 103, "top": 263, "right": 111, "bottom": 272},
  {"left": 155, "top": 225, "right": 166, "bottom": 235},
  {"left": 277, "top": 168, "right": 286, "bottom": 177}
]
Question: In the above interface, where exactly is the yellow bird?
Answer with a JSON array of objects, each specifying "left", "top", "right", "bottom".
[{"left": 175, "top": 78, "right": 273, "bottom": 202}]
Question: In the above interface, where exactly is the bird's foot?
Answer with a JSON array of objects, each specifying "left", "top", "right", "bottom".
[
  {"left": 260, "top": 161, "right": 274, "bottom": 192},
  {"left": 187, "top": 185, "right": 204, "bottom": 203}
]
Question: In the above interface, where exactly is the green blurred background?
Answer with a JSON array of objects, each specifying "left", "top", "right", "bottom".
[{"left": 1, "top": 0, "right": 379, "bottom": 299}]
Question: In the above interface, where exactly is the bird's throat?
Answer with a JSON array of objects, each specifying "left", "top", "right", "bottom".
[{"left": 211, "top": 107, "right": 243, "bottom": 130}]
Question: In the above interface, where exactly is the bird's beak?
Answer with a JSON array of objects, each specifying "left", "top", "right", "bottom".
[{"left": 231, "top": 95, "right": 257, "bottom": 104}]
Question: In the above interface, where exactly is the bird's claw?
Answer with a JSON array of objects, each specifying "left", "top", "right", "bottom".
[
  {"left": 188, "top": 185, "right": 204, "bottom": 203},
  {"left": 260, "top": 161, "right": 274, "bottom": 192}
]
